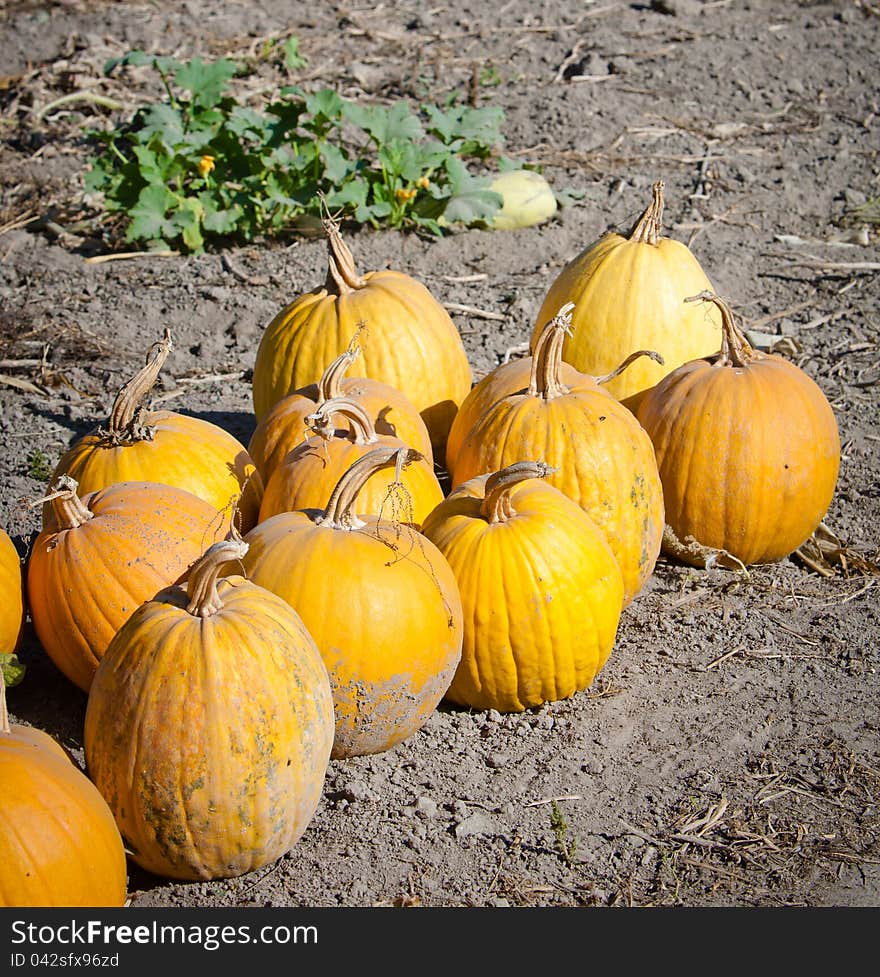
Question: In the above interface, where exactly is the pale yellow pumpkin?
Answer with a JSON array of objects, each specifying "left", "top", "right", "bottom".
[
  {"left": 421, "top": 461, "right": 624, "bottom": 713},
  {"left": 531, "top": 181, "right": 723, "bottom": 414},
  {"left": 251, "top": 216, "right": 472, "bottom": 457}
]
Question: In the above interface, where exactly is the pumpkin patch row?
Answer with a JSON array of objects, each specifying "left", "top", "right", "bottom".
[{"left": 0, "top": 181, "right": 840, "bottom": 906}]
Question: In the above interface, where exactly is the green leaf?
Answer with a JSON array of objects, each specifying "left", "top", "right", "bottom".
[
  {"left": 126, "top": 184, "right": 177, "bottom": 242},
  {"left": 226, "top": 105, "right": 271, "bottom": 142},
  {"left": 131, "top": 145, "right": 166, "bottom": 184},
  {"left": 171, "top": 197, "right": 206, "bottom": 251},
  {"left": 304, "top": 89, "right": 345, "bottom": 123},
  {"left": 440, "top": 157, "right": 503, "bottom": 225},
  {"left": 103, "top": 49, "right": 152, "bottom": 75},
  {"left": 283, "top": 36, "right": 308, "bottom": 71},
  {"left": 203, "top": 204, "right": 244, "bottom": 234},
  {"left": 0, "top": 653, "right": 25, "bottom": 688},
  {"left": 137, "top": 104, "right": 185, "bottom": 147},
  {"left": 323, "top": 180, "right": 368, "bottom": 211},
  {"left": 424, "top": 103, "right": 504, "bottom": 155},
  {"left": 378, "top": 140, "right": 425, "bottom": 183},
  {"left": 174, "top": 57, "right": 239, "bottom": 109},
  {"left": 346, "top": 101, "right": 423, "bottom": 145},
  {"left": 320, "top": 142, "right": 354, "bottom": 185}
]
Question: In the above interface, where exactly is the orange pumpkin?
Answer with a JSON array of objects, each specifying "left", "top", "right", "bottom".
[
  {"left": 248, "top": 334, "right": 434, "bottom": 484},
  {"left": 27, "top": 476, "right": 226, "bottom": 692},
  {"left": 0, "top": 527, "right": 23, "bottom": 657},
  {"left": 259, "top": 396, "right": 444, "bottom": 529},
  {"left": 636, "top": 291, "right": 841, "bottom": 567},
  {"left": 84, "top": 538, "right": 335, "bottom": 882},
  {"left": 242, "top": 445, "right": 463, "bottom": 759},
  {"left": 51, "top": 331, "right": 263, "bottom": 533},
  {"left": 0, "top": 674, "right": 127, "bottom": 907},
  {"left": 421, "top": 461, "right": 624, "bottom": 712},
  {"left": 448, "top": 305, "right": 665, "bottom": 606},
  {"left": 251, "top": 215, "right": 472, "bottom": 457},
  {"left": 531, "top": 181, "right": 723, "bottom": 414}
]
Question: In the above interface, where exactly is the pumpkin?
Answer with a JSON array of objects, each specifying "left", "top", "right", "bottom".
[
  {"left": 0, "top": 527, "right": 23, "bottom": 657},
  {"left": 241, "top": 445, "right": 463, "bottom": 759},
  {"left": 51, "top": 330, "right": 263, "bottom": 534},
  {"left": 636, "top": 291, "right": 841, "bottom": 567},
  {"left": 421, "top": 461, "right": 624, "bottom": 713},
  {"left": 0, "top": 672, "right": 128, "bottom": 907},
  {"left": 489, "top": 169, "right": 558, "bottom": 231},
  {"left": 248, "top": 331, "right": 434, "bottom": 484},
  {"left": 448, "top": 304, "right": 665, "bottom": 606},
  {"left": 530, "top": 180, "right": 723, "bottom": 414},
  {"left": 26, "top": 476, "right": 226, "bottom": 692},
  {"left": 259, "top": 395, "right": 444, "bottom": 529},
  {"left": 83, "top": 538, "right": 335, "bottom": 882},
  {"left": 251, "top": 214, "right": 472, "bottom": 457}
]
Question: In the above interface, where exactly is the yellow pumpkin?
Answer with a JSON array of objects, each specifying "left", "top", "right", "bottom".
[
  {"left": 0, "top": 527, "right": 23, "bottom": 657},
  {"left": 51, "top": 331, "right": 263, "bottom": 533},
  {"left": 636, "top": 292, "right": 841, "bottom": 567},
  {"left": 259, "top": 396, "right": 444, "bottom": 529},
  {"left": 251, "top": 215, "right": 472, "bottom": 457},
  {"left": 449, "top": 304, "right": 665, "bottom": 607},
  {"left": 27, "top": 476, "right": 226, "bottom": 692},
  {"left": 241, "top": 445, "right": 463, "bottom": 759},
  {"left": 421, "top": 461, "right": 624, "bottom": 713},
  {"left": 84, "top": 538, "right": 335, "bottom": 882},
  {"left": 248, "top": 335, "right": 433, "bottom": 484},
  {"left": 0, "top": 674, "right": 128, "bottom": 907},
  {"left": 531, "top": 181, "right": 723, "bottom": 414}
]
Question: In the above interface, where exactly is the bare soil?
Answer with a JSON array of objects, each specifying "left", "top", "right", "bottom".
[{"left": 1, "top": 0, "right": 879, "bottom": 909}]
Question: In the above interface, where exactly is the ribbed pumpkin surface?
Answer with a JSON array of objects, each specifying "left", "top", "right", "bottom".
[
  {"left": 421, "top": 469, "right": 624, "bottom": 713},
  {"left": 637, "top": 353, "right": 840, "bottom": 565},
  {"left": 84, "top": 572, "right": 334, "bottom": 881}
]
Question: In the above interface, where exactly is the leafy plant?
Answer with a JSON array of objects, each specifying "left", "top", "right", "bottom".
[
  {"left": 25, "top": 448, "right": 53, "bottom": 482},
  {"left": 550, "top": 800, "right": 579, "bottom": 867},
  {"left": 83, "top": 49, "right": 524, "bottom": 252}
]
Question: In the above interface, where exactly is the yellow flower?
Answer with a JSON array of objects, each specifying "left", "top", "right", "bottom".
[
  {"left": 197, "top": 154, "right": 216, "bottom": 178},
  {"left": 395, "top": 187, "right": 417, "bottom": 203},
  {"left": 417, "top": 175, "right": 430, "bottom": 190}
]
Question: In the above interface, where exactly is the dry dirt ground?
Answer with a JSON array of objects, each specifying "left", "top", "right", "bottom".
[{"left": 1, "top": 0, "right": 879, "bottom": 910}]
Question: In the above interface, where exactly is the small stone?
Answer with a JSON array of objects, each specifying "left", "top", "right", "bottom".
[
  {"left": 454, "top": 811, "right": 497, "bottom": 840},
  {"left": 415, "top": 795, "right": 438, "bottom": 818}
]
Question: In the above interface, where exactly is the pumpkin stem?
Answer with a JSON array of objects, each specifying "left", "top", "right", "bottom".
[
  {"left": 480, "top": 460, "right": 556, "bottom": 523},
  {"left": 322, "top": 205, "right": 366, "bottom": 294},
  {"left": 39, "top": 475, "right": 94, "bottom": 533},
  {"left": 100, "top": 329, "right": 173, "bottom": 444},
  {"left": 185, "top": 538, "right": 249, "bottom": 618},
  {"left": 317, "top": 445, "right": 422, "bottom": 531},
  {"left": 317, "top": 327, "right": 365, "bottom": 402},
  {"left": 627, "top": 180, "right": 665, "bottom": 246},
  {"left": 0, "top": 670, "right": 9, "bottom": 736},
  {"left": 685, "top": 291, "right": 757, "bottom": 367},
  {"left": 528, "top": 302, "right": 574, "bottom": 400},
  {"left": 595, "top": 348, "right": 665, "bottom": 386},
  {"left": 306, "top": 395, "right": 377, "bottom": 445}
]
